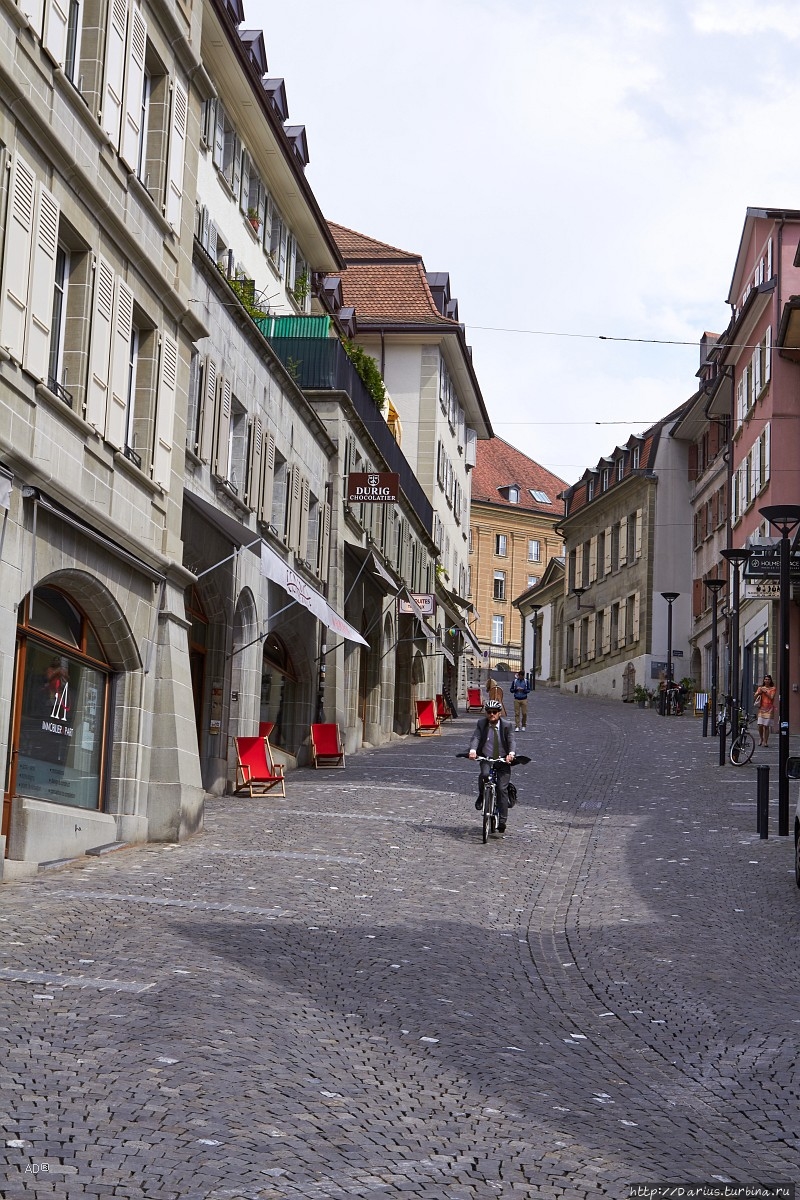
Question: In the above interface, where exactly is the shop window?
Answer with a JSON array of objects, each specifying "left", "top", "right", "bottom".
[
  {"left": 260, "top": 633, "right": 297, "bottom": 750},
  {"left": 8, "top": 587, "right": 109, "bottom": 811}
]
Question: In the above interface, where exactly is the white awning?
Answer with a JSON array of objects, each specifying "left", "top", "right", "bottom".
[
  {"left": 417, "top": 618, "right": 436, "bottom": 644},
  {"left": 261, "top": 541, "right": 368, "bottom": 647}
]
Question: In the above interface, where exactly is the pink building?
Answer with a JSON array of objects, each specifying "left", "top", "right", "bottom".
[{"left": 709, "top": 209, "right": 800, "bottom": 720}]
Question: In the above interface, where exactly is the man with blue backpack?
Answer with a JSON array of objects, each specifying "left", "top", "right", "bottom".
[{"left": 510, "top": 670, "right": 530, "bottom": 731}]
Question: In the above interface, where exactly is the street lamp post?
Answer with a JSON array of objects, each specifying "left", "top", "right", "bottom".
[
  {"left": 661, "top": 592, "right": 680, "bottom": 715},
  {"left": 530, "top": 604, "right": 541, "bottom": 691},
  {"left": 720, "top": 547, "right": 751, "bottom": 740},
  {"left": 704, "top": 578, "right": 726, "bottom": 734},
  {"left": 759, "top": 505, "right": 800, "bottom": 836}
]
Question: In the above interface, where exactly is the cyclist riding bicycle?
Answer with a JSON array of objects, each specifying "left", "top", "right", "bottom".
[{"left": 468, "top": 699, "right": 516, "bottom": 833}]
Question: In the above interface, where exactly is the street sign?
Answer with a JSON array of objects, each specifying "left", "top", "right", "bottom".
[
  {"left": 744, "top": 544, "right": 800, "bottom": 579},
  {"left": 347, "top": 472, "right": 399, "bottom": 503},
  {"left": 743, "top": 579, "right": 781, "bottom": 599}
]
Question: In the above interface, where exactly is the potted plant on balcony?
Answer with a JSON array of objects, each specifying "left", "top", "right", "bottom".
[{"left": 247, "top": 206, "right": 261, "bottom": 233}]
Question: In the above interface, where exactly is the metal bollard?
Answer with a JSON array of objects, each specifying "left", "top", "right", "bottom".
[
  {"left": 719, "top": 722, "right": 726, "bottom": 766},
  {"left": 757, "top": 764, "right": 770, "bottom": 839},
  {"left": 702, "top": 704, "right": 709, "bottom": 738}
]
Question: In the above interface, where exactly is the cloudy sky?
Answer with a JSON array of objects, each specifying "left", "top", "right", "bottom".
[{"left": 249, "top": 0, "right": 800, "bottom": 485}]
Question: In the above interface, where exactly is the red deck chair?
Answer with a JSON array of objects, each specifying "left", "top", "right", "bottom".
[
  {"left": 258, "top": 721, "right": 275, "bottom": 741},
  {"left": 234, "top": 736, "right": 286, "bottom": 797},
  {"left": 415, "top": 699, "right": 441, "bottom": 736},
  {"left": 310, "top": 723, "right": 345, "bottom": 768},
  {"left": 436, "top": 694, "right": 451, "bottom": 722},
  {"left": 467, "top": 687, "right": 483, "bottom": 711}
]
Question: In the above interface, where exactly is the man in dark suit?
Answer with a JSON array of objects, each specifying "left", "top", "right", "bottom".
[{"left": 468, "top": 699, "right": 516, "bottom": 833}]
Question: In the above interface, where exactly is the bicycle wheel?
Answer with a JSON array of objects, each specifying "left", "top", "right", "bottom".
[
  {"left": 730, "top": 731, "right": 755, "bottom": 765},
  {"left": 482, "top": 784, "right": 494, "bottom": 843}
]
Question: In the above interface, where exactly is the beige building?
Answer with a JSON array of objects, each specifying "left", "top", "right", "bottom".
[
  {"left": 469, "top": 439, "right": 566, "bottom": 673},
  {"left": 558, "top": 408, "right": 692, "bottom": 699}
]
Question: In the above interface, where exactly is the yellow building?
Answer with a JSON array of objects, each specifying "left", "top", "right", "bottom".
[{"left": 469, "top": 438, "right": 566, "bottom": 673}]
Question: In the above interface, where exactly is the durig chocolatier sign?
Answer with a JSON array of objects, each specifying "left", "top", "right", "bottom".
[{"left": 347, "top": 472, "right": 399, "bottom": 503}]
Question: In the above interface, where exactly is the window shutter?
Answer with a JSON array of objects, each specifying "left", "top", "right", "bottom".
[
  {"left": 765, "top": 326, "right": 772, "bottom": 383},
  {"left": 196, "top": 355, "right": 217, "bottom": 461},
  {"left": 18, "top": 0, "right": 44, "bottom": 33},
  {"left": 602, "top": 607, "right": 611, "bottom": 654},
  {"left": 43, "top": 0, "right": 70, "bottom": 66},
  {"left": 152, "top": 333, "right": 177, "bottom": 489},
  {"left": 753, "top": 346, "right": 762, "bottom": 397},
  {"left": 619, "top": 515, "right": 628, "bottom": 566},
  {"left": 23, "top": 182, "right": 60, "bottom": 381},
  {"left": 258, "top": 431, "right": 275, "bottom": 524},
  {"left": 587, "top": 617, "right": 596, "bottom": 660},
  {"left": 101, "top": 0, "right": 128, "bottom": 144},
  {"left": 105, "top": 277, "right": 134, "bottom": 450},
  {"left": 736, "top": 378, "right": 744, "bottom": 427},
  {"left": 213, "top": 101, "right": 225, "bottom": 168},
  {"left": 618, "top": 598, "right": 627, "bottom": 648},
  {"left": 767, "top": 237, "right": 773, "bottom": 279},
  {"left": 165, "top": 80, "right": 188, "bottom": 231},
  {"left": 0, "top": 156, "right": 36, "bottom": 364},
  {"left": 317, "top": 496, "right": 331, "bottom": 578},
  {"left": 231, "top": 134, "right": 242, "bottom": 197},
  {"left": 120, "top": 5, "right": 147, "bottom": 169},
  {"left": 85, "top": 257, "right": 115, "bottom": 430},
  {"left": 588, "top": 535, "right": 597, "bottom": 583},
  {"left": 298, "top": 475, "right": 310, "bottom": 558},
  {"left": 603, "top": 527, "right": 612, "bottom": 574},
  {"left": 634, "top": 508, "right": 643, "bottom": 558},
  {"left": 688, "top": 443, "right": 698, "bottom": 481},
  {"left": 212, "top": 376, "right": 231, "bottom": 479},
  {"left": 239, "top": 150, "right": 250, "bottom": 214},
  {"left": 632, "top": 593, "right": 640, "bottom": 641},
  {"left": 574, "top": 543, "right": 583, "bottom": 589},
  {"left": 764, "top": 421, "right": 770, "bottom": 483},
  {"left": 244, "top": 416, "right": 262, "bottom": 511}
]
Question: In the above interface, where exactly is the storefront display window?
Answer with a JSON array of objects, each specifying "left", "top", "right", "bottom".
[{"left": 10, "top": 588, "right": 109, "bottom": 811}]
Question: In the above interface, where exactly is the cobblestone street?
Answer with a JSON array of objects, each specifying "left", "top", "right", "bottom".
[{"left": 2, "top": 690, "right": 799, "bottom": 1198}]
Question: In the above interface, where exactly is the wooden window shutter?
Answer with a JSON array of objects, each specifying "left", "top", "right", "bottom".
[
  {"left": 85, "top": 257, "right": 115, "bottom": 431},
  {"left": 765, "top": 326, "right": 772, "bottom": 382},
  {"left": 101, "top": 0, "right": 128, "bottom": 144},
  {"left": 635, "top": 508, "right": 643, "bottom": 559},
  {"left": 619, "top": 515, "right": 628, "bottom": 566},
  {"left": 152, "top": 333, "right": 178, "bottom": 489},
  {"left": 688, "top": 443, "right": 698, "bottom": 481},
  {"left": 245, "top": 416, "right": 262, "bottom": 512},
  {"left": 23, "top": 182, "right": 60, "bottom": 381},
  {"left": 617, "top": 598, "right": 627, "bottom": 648},
  {"left": 574, "top": 542, "right": 583, "bottom": 589},
  {"left": 604, "top": 527, "right": 612, "bottom": 574},
  {"left": 212, "top": 376, "right": 231, "bottom": 479},
  {"left": 692, "top": 578, "right": 703, "bottom": 618},
  {"left": 298, "top": 474, "right": 310, "bottom": 558},
  {"left": 632, "top": 592, "right": 640, "bottom": 641},
  {"left": 105, "top": 276, "right": 134, "bottom": 450},
  {"left": 588, "top": 536, "right": 597, "bottom": 583},
  {"left": 197, "top": 355, "right": 217, "bottom": 462},
  {"left": 120, "top": 5, "right": 147, "bottom": 169},
  {"left": 19, "top": 0, "right": 44, "bottom": 35},
  {"left": 602, "top": 607, "right": 611, "bottom": 655},
  {"left": 165, "top": 80, "right": 188, "bottom": 231},
  {"left": 764, "top": 422, "right": 770, "bottom": 483},
  {"left": 317, "top": 495, "right": 331, "bottom": 578},
  {"left": 0, "top": 156, "right": 36, "bottom": 364},
  {"left": 258, "top": 430, "right": 275, "bottom": 524},
  {"left": 43, "top": 0, "right": 70, "bottom": 68},
  {"left": 587, "top": 617, "right": 596, "bottom": 660}
]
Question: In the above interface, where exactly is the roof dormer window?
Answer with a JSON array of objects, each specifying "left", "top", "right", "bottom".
[
  {"left": 499, "top": 485, "right": 520, "bottom": 504},
  {"left": 530, "top": 488, "right": 551, "bottom": 504}
]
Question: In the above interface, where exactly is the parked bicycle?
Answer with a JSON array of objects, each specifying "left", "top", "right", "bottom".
[
  {"left": 729, "top": 711, "right": 756, "bottom": 766},
  {"left": 456, "top": 752, "right": 530, "bottom": 843},
  {"left": 716, "top": 694, "right": 732, "bottom": 738},
  {"left": 663, "top": 682, "right": 685, "bottom": 716}
]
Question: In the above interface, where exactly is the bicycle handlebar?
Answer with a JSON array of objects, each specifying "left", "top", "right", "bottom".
[{"left": 454, "top": 753, "right": 530, "bottom": 764}]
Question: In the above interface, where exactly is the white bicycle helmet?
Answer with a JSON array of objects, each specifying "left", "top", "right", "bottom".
[{"left": 484, "top": 699, "right": 503, "bottom": 713}]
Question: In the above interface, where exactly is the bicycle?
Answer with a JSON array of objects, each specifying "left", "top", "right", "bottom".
[
  {"left": 716, "top": 695, "right": 732, "bottom": 738},
  {"left": 664, "top": 683, "right": 685, "bottom": 716},
  {"left": 456, "top": 753, "right": 530, "bottom": 843},
  {"left": 729, "top": 711, "right": 756, "bottom": 766}
]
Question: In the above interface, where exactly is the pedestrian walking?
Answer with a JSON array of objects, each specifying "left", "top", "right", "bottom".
[
  {"left": 510, "top": 670, "right": 530, "bottom": 731},
  {"left": 754, "top": 674, "right": 777, "bottom": 746}
]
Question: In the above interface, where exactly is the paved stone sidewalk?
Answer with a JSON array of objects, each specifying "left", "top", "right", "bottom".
[{"left": 1, "top": 690, "right": 798, "bottom": 1198}]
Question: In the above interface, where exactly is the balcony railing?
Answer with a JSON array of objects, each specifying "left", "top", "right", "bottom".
[{"left": 267, "top": 336, "right": 433, "bottom": 535}]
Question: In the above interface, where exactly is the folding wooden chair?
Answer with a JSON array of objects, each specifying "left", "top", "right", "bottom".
[
  {"left": 436, "top": 694, "right": 452, "bottom": 722},
  {"left": 234, "top": 736, "right": 286, "bottom": 797},
  {"left": 310, "top": 723, "right": 345, "bottom": 768},
  {"left": 258, "top": 721, "right": 275, "bottom": 741},
  {"left": 415, "top": 699, "right": 441, "bottom": 736},
  {"left": 467, "top": 687, "right": 483, "bottom": 711}
]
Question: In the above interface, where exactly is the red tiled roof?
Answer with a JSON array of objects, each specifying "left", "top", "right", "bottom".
[
  {"left": 327, "top": 222, "right": 460, "bottom": 327},
  {"left": 472, "top": 438, "right": 568, "bottom": 514}
]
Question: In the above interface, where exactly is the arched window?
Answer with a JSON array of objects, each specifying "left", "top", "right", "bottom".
[{"left": 8, "top": 587, "right": 110, "bottom": 811}]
